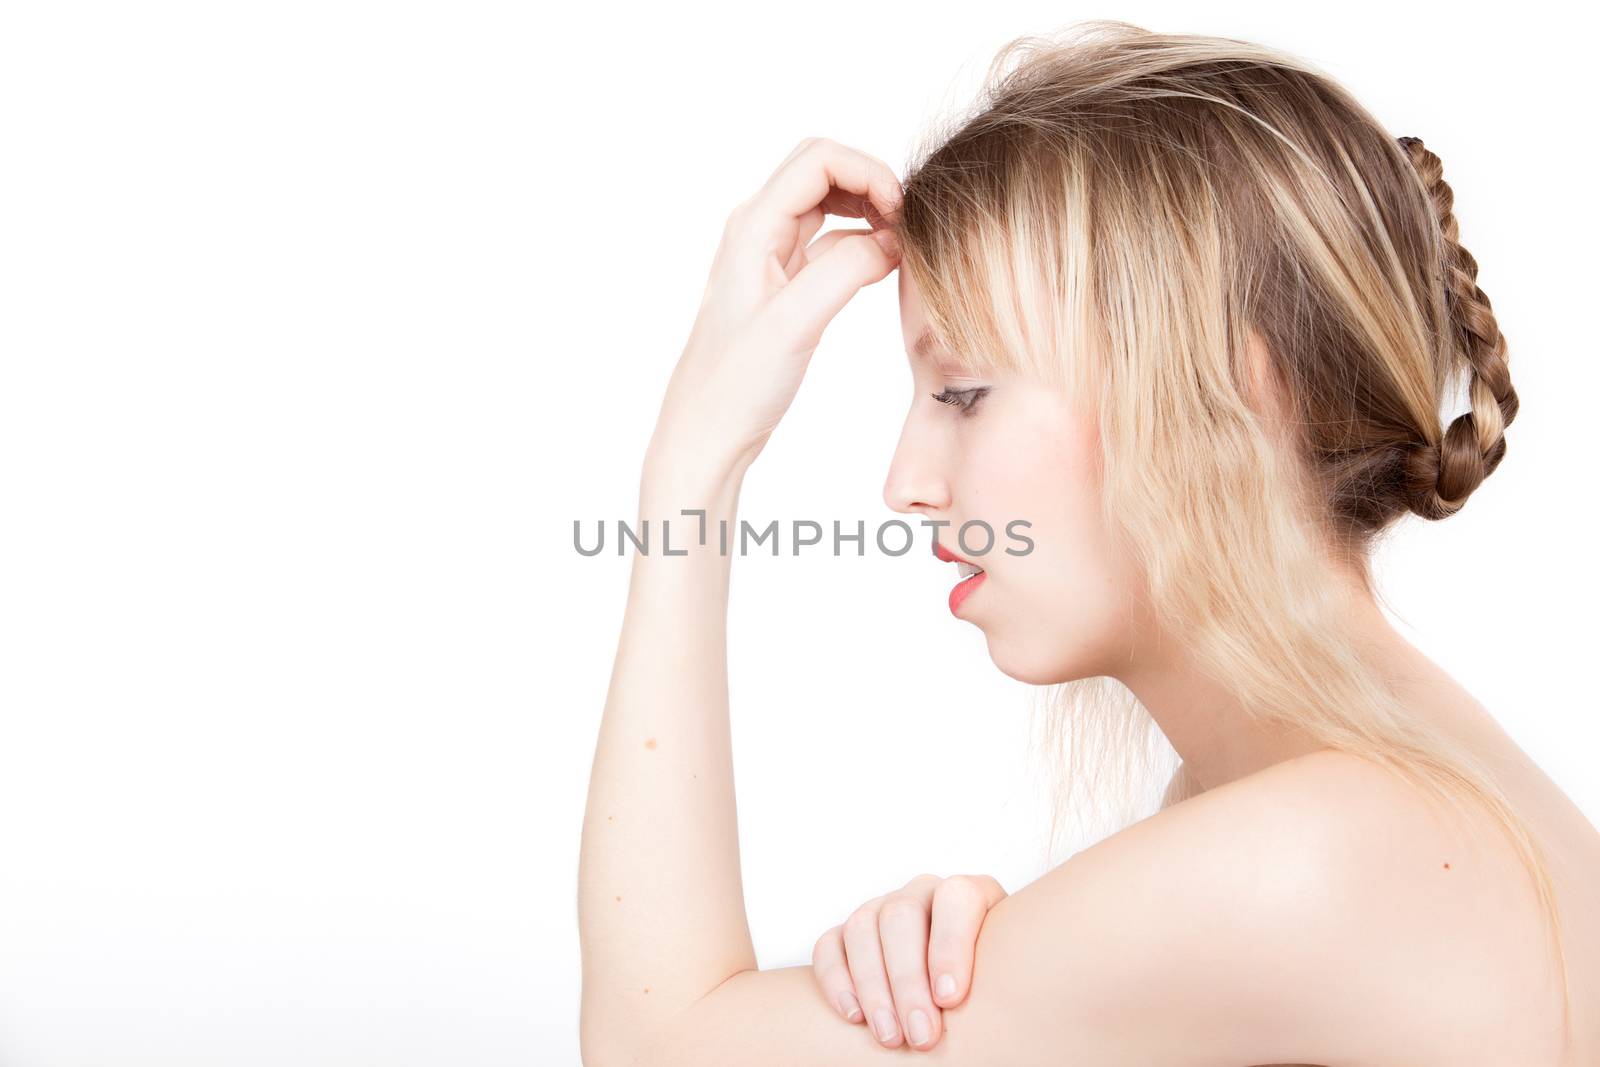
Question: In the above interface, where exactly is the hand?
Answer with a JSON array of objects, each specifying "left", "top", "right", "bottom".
[
  {"left": 646, "top": 137, "right": 903, "bottom": 485},
  {"left": 811, "top": 873, "right": 1009, "bottom": 1051}
]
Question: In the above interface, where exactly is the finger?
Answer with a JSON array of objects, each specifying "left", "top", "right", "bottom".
[
  {"left": 818, "top": 187, "right": 882, "bottom": 223},
  {"left": 750, "top": 138, "right": 902, "bottom": 237},
  {"left": 775, "top": 135, "right": 817, "bottom": 170},
  {"left": 758, "top": 232, "right": 897, "bottom": 356},
  {"left": 841, "top": 902, "right": 902, "bottom": 1048},
  {"left": 812, "top": 925, "right": 864, "bottom": 1024},
  {"left": 800, "top": 226, "right": 870, "bottom": 268},
  {"left": 879, "top": 879, "right": 942, "bottom": 1050},
  {"left": 780, "top": 207, "right": 829, "bottom": 278},
  {"left": 928, "top": 875, "right": 1009, "bottom": 1008},
  {"left": 768, "top": 144, "right": 896, "bottom": 223},
  {"left": 720, "top": 140, "right": 898, "bottom": 289},
  {"left": 796, "top": 205, "right": 827, "bottom": 247}
]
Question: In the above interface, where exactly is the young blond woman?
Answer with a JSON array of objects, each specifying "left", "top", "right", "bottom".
[{"left": 577, "top": 21, "right": 1600, "bottom": 1066}]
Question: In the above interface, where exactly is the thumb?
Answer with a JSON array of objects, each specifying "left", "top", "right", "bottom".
[{"left": 759, "top": 231, "right": 898, "bottom": 355}]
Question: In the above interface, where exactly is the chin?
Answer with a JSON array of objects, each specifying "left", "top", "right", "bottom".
[
  {"left": 981, "top": 630, "right": 1093, "bottom": 686},
  {"left": 972, "top": 614, "right": 1126, "bottom": 687}
]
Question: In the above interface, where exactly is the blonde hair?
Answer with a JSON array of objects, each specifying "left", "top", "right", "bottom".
[{"left": 892, "top": 20, "right": 1570, "bottom": 1051}]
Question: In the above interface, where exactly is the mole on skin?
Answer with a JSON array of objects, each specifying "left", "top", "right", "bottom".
[
  {"left": 1443, "top": 862, "right": 1451, "bottom": 870},
  {"left": 645, "top": 738, "right": 657, "bottom": 750}
]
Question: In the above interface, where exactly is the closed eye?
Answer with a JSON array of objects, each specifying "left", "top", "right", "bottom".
[{"left": 931, "top": 386, "right": 989, "bottom": 415}]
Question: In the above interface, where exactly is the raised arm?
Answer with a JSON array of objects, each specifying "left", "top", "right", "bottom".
[{"left": 575, "top": 137, "right": 905, "bottom": 1065}]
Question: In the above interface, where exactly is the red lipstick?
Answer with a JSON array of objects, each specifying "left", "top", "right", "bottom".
[{"left": 933, "top": 540, "right": 987, "bottom": 616}]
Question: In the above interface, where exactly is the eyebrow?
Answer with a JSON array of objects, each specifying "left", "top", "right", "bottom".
[{"left": 910, "top": 326, "right": 942, "bottom": 361}]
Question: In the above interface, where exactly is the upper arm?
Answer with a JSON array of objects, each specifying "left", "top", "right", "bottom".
[
  {"left": 615, "top": 751, "right": 1545, "bottom": 1067},
  {"left": 618, "top": 753, "right": 1434, "bottom": 1067}
]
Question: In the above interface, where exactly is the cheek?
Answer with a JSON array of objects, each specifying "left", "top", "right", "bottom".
[
  {"left": 967, "top": 399, "right": 1101, "bottom": 566},
  {"left": 968, "top": 403, "right": 1131, "bottom": 680}
]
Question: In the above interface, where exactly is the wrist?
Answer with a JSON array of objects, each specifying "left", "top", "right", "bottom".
[
  {"left": 640, "top": 436, "right": 753, "bottom": 508},
  {"left": 634, "top": 448, "right": 746, "bottom": 569}
]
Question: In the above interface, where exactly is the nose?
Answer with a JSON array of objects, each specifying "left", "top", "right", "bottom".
[{"left": 882, "top": 420, "right": 952, "bottom": 515}]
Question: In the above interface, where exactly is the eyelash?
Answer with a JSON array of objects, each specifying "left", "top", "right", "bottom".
[{"left": 931, "top": 387, "right": 989, "bottom": 415}]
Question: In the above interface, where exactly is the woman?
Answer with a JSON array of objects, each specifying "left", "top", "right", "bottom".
[{"left": 577, "top": 21, "right": 1599, "bottom": 1066}]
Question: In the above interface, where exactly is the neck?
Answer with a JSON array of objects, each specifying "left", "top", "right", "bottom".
[{"left": 1112, "top": 565, "right": 1497, "bottom": 795}]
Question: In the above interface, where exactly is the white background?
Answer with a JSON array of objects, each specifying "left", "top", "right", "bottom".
[{"left": 2, "top": 2, "right": 1595, "bottom": 1064}]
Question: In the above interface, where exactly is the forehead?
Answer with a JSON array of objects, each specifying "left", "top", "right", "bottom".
[
  {"left": 898, "top": 272, "right": 980, "bottom": 378},
  {"left": 898, "top": 270, "right": 938, "bottom": 357}
]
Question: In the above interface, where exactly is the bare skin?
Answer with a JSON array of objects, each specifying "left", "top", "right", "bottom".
[
  {"left": 816, "top": 739, "right": 1600, "bottom": 1063},
  {"left": 576, "top": 137, "right": 1600, "bottom": 1067}
]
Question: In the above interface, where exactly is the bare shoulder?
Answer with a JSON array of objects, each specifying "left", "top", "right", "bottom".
[
  {"left": 930, "top": 748, "right": 1528, "bottom": 1065},
  {"left": 939, "top": 747, "right": 1562, "bottom": 1064},
  {"left": 640, "top": 750, "right": 1563, "bottom": 1067},
  {"left": 1139, "top": 749, "right": 1563, "bottom": 1062}
]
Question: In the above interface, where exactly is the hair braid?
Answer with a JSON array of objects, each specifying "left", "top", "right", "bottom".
[{"left": 1396, "top": 135, "right": 1520, "bottom": 520}]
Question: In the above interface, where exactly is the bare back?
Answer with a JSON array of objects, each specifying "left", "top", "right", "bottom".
[{"left": 1161, "top": 733, "right": 1600, "bottom": 1067}]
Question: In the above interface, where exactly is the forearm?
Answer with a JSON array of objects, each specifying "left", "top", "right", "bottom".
[{"left": 577, "top": 446, "right": 759, "bottom": 1061}]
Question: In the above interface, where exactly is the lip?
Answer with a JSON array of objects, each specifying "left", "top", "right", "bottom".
[
  {"left": 948, "top": 570, "right": 986, "bottom": 615},
  {"left": 933, "top": 539, "right": 986, "bottom": 615}
]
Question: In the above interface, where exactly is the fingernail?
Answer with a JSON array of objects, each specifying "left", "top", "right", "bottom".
[
  {"left": 907, "top": 1008, "right": 932, "bottom": 1046},
  {"left": 837, "top": 991, "right": 862, "bottom": 1022},
  {"left": 935, "top": 973, "right": 956, "bottom": 999},
  {"left": 873, "top": 1007, "right": 899, "bottom": 1044}
]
